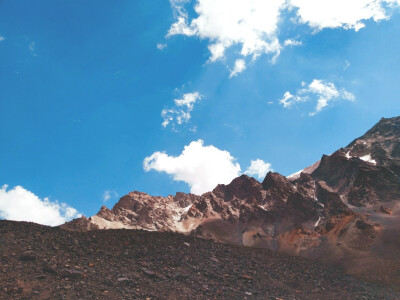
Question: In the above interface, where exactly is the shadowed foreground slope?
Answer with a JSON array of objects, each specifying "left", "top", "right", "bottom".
[{"left": 0, "top": 221, "right": 398, "bottom": 299}]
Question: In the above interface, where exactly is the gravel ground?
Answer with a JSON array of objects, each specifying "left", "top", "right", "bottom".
[{"left": 0, "top": 220, "right": 399, "bottom": 299}]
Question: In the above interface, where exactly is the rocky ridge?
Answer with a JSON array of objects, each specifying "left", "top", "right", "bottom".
[{"left": 62, "top": 116, "right": 400, "bottom": 289}]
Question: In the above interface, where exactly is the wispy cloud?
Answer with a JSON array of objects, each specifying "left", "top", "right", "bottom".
[
  {"left": 283, "top": 39, "right": 302, "bottom": 47},
  {"left": 343, "top": 60, "right": 351, "bottom": 70},
  {"left": 29, "top": 41, "right": 35, "bottom": 52},
  {"left": 28, "top": 41, "right": 38, "bottom": 56},
  {"left": 162, "top": 92, "right": 202, "bottom": 129},
  {"left": 0, "top": 36, "right": 5, "bottom": 42},
  {"left": 279, "top": 79, "right": 355, "bottom": 116},
  {"left": 157, "top": 43, "right": 167, "bottom": 50},
  {"left": 103, "top": 190, "right": 118, "bottom": 203}
]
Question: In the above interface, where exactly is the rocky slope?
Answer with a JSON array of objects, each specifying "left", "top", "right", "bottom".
[
  {"left": 62, "top": 116, "right": 400, "bottom": 289},
  {"left": 1, "top": 220, "right": 399, "bottom": 299}
]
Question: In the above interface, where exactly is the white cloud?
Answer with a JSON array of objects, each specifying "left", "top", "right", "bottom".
[
  {"left": 174, "top": 92, "right": 201, "bottom": 108},
  {"left": 290, "top": 0, "right": 392, "bottom": 31},
  {"left": 208, "top": 43, "right": 226, "bottom": 62},
  {"left": 157, "top": 43, "right": 167, "bottom": 50},
  {"left": 245, "top": 159, "right": 272, "bottom": 180},
  {"left": 230, "top": 59, "right": 246, "bottom": 77},
  {"left": 167, "top": 0, "right": 400, "bottom": 74},
  {"left": 279, "top": 91, "right": 307, "bottom": 108},
  {"left": 279, "top": 79, "right": 355, "bottom": 116},
  {"left": 0, "top": 185, "right": 81, "bottom": 226},
  {"left": 0, "top": 36, "right": 5, "bottom": 42},
  {"left": 162, "top": 92, "right": 202, "bottom": 129},
  {"left": 103, "top": 190, "right": 118, "bottom": 202},
  {"left": 143, "top": 140, "right": 241, "bottom": 194},
  {"left": 168, "top": 0, "right": 285, "bottom": 68},
  {"left": 283, "top": 39, "right": 302, "bottom": 47},
  {"left": 168, "top": 16, "right": 197, "bottom": 37},
  {"left": 280, "top": 91, "right": 294, "bottom": 108},
  {"left": 144, "top": 140, "right": 273, "bottom": 194}
]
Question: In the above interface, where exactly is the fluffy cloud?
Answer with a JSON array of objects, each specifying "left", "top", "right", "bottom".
[
  {"left": 168, "top": 0, "right": 399, "bottom": 74},
  {"left": 168, "top": 0, "right": 285, "bottom": 67},
  {"left": 0, "top": 36, "right": 5, "bottom": 42},
  {"left": 144, "top": 140, "right": 273, "bottom": 194},
  {"left": 290, "top": 0, "right": 391, "bottom": 31},
  {"left": 279, "top": 79, "right": 355, "bottom": 116},
  {"left": 143, "top": 140, "right": 241, "bottom": 194},
  {"left": 162, "top": 92, "right": 202, "bottom": 129},
  {"left": 245, "top": 159, "right": 272, "bottom": 180},
  {"left": 0, "top": 185, "right": 81, "bottom": 226},
  {"left": 103, "top": 190, "right": 118, "bottom": 202}
]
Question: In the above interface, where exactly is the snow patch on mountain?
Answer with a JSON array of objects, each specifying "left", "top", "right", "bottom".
[
  {"left": 287, "top": 170, "right": 303, "bottom": 180},
  {"left": 360, "top": 154, "right": 377, "bottom": 165},
  {"left": 286, "top": 160, "right": 321, "bottom": 181}
]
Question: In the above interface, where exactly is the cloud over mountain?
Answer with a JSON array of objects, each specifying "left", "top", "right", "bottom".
[
  {"left": 245, "top": 159, "right": 273, "bottom": 180},
  {"left": 143, "top": 140, "right": 241, "bottom": 194},
  {"left": 144, "top": 140, "right": 273, "bottom": 194}
]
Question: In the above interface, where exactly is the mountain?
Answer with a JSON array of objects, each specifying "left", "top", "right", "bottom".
[{"left": 62, "top": 116, "right": 400, "bottom": 289}]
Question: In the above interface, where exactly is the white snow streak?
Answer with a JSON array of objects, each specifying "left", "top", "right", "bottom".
[
  {"left": 287, "top": 170, "right": 303, "bottom": 180},
  {"left": 359, "top": 154, "right": 377, "bottom": 165}
]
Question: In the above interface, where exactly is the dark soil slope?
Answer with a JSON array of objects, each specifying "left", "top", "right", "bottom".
[{"left": 0, "top": 221, "right": 398, "bottom": 299}]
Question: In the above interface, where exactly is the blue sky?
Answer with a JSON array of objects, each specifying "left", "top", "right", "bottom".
[{"left": 1, "top": 0, "right": 400, "bottom": 225}]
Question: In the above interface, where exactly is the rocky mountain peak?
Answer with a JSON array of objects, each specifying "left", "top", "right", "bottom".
[
  {"left": 344, "top": 116, "right": 400, "bottom": 165},
  {"left": 364, "top": 116, "right": 400, "bottom": 138},
  {"left": 262, "top": 172, "right": 290, "bottom": 188},
  {"left": 262, "top": 172, "right": 296, "bottom": 202},
  {"left": 60, "top": 116, "right": 400, "bottom": 288},
  {"left": 97, "top": 205, "right": 112, "bottom": 216},
  {"left": 212, "top": 174, "right": 262, "bottom": 202}
]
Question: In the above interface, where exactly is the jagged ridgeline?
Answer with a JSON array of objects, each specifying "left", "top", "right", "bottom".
[{"left": 62, "top": 116, "right": 400, "bottom": 289}]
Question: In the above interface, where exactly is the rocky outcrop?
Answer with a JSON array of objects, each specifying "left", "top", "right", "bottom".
[
  {"left": 60, "top": 216, "right": 99, "bottom": 232},
  {"left": 310, "top": 151, "right": 400, "bottom": 206}
]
